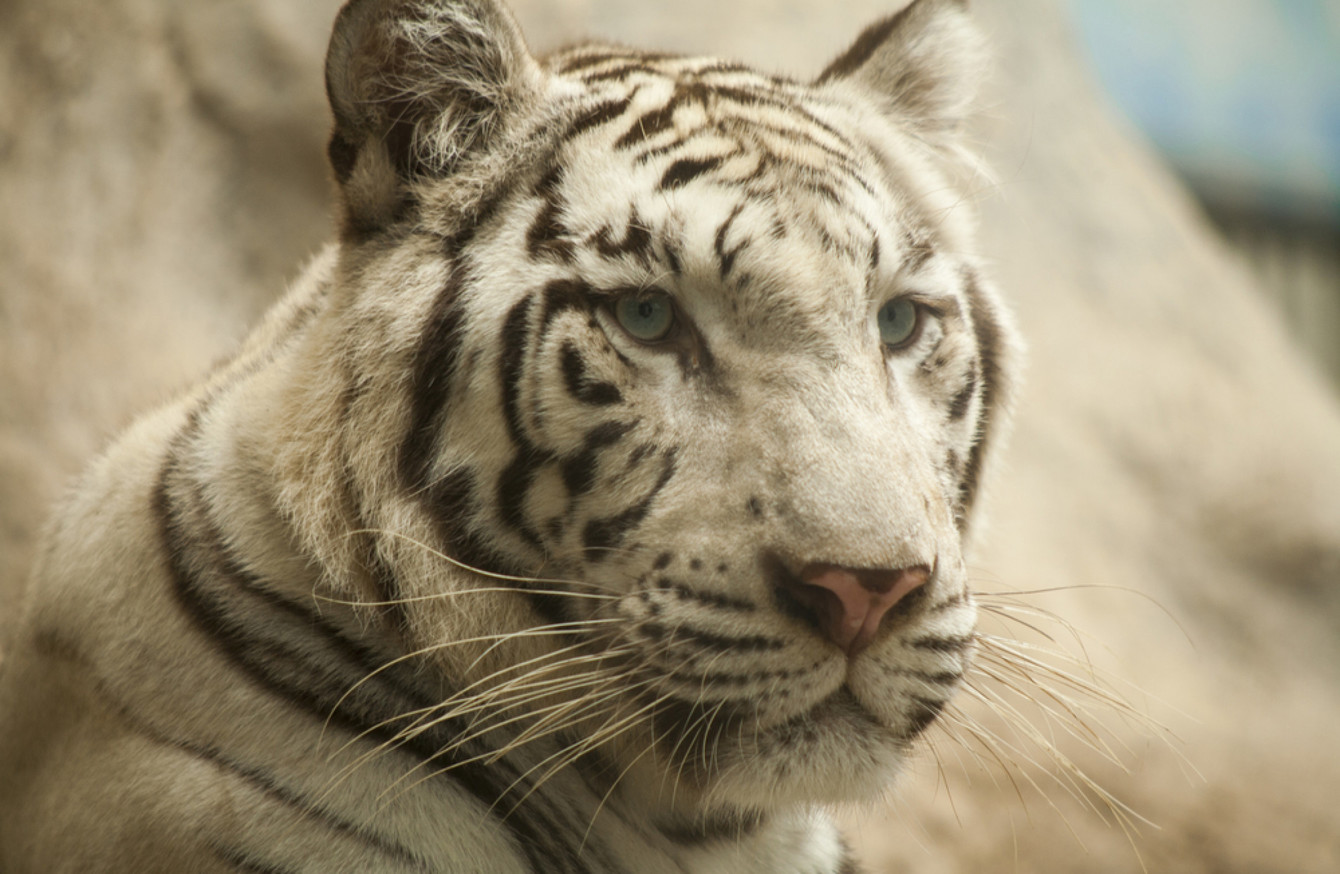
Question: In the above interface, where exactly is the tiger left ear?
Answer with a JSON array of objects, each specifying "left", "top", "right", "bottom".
[
  {"left": 324, "top": 0, "right": 544, "bottom": 237},
  {"left": 816, "top": 0, "right": 985, "bottom": 142}
]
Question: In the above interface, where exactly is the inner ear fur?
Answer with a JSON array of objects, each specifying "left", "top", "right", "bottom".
[
  {"left": 817, "top": 0, "right": 985, "bottom": 143},
  {"left": 324, "top": 0, "right": 543, "bottom": 235}
]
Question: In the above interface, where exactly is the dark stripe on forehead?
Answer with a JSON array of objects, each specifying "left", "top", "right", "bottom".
[
  {"left": 527, "top": 169, "right": 576, "bottom": 264},
  {"left": 555, "top": 49, "right": 677, "bottom": 75},
  {"left": 582, "top": 62, "right": 663, "bottom": 83},
  {"left": 615, "top": 95, "right": 688, "bottom": 150},
  {"left": 660, "top": 155, "right": 724, "bottom": 190},
  {"left": 714, "top": 203, "right": 748, "bottom": 280},
  {"left": 592, "top": 213, "right": 655, "bottom": 266},
  {"left": 565, "top": 93, "right": 636, "bottom": 140}
]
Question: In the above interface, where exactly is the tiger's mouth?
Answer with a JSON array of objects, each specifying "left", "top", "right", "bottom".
[
  {"left": 641, "top": 671, "right": 930, "bottom": 763},
  {"left": 773, "top": 685, "right": 885, "bottom": 736}
]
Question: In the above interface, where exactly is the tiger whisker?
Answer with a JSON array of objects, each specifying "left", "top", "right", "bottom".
[
  {"left": 503, "top": 687, "right": 676, "bottom": 810},
  {"left": 317, "top": 644, "right": 637, "bottom": 800},
  {"left": 341, "top": 527, "right": 620, "bottom": 594},
  {"left": 955, "top": 677, "right": 1158, "bottom": 830},
  {"left": 367, "top": 678, "right": 644, "bottom": 814},
  {"left": 313, "top": 584, "right": 619, "bottom": 608},
  {"left": 318, "top": 619, "right": 625, "bottom": 749}
]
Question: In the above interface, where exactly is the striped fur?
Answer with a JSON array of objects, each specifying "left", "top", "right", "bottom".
[{"left": 0, "top": 0, "right": 1017, "bottom": 871}]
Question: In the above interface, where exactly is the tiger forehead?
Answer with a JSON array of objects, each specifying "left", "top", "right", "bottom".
[
  {"left": 548, "top": 52, "right": 879, "bottom": 192},
  {"left": 538, "top": 69, "right": 901, "bottom": 261}
]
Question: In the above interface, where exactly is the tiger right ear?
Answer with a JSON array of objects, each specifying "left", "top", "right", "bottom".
[
  {"left": 816, "top": 0, "right": 985, "bottom": 145},
  {"left": 324, "top": 0, "right": 543, "bottom": 237}
]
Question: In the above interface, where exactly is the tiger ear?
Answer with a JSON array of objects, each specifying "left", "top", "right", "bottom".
[
  {"left": 816, "top": 0, "right": 985, "bottom": 142},
  {"left": 324, "top": 0, "right": 543, "bottom": 236}
]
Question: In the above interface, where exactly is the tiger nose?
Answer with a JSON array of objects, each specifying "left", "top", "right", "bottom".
[{"left": 785, "top": 563, "right": 932, "bottom": 656}]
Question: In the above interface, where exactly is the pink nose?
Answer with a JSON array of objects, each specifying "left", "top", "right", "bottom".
[{"left": 785, "top": 563, "right": 932, "bottom": 656}]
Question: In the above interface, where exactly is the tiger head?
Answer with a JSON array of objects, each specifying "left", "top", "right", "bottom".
[{"left": 294, "top": 0, "right": 1016, "bottom": 821}]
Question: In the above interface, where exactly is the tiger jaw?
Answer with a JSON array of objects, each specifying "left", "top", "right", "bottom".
[{"left": 584, "top": 550, "right": 977, "bottom": 806}]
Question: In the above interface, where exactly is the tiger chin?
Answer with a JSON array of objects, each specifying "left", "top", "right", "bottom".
[{"left": 0, "top": 0, "right": 1018, "bottom": 871}]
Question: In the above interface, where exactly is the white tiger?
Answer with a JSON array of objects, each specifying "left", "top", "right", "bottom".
[{"left": 0, "top": 0, "right": 1017, "bottom": 870}]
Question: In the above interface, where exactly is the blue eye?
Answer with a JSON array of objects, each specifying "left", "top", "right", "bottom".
[
  {"left": 615, "top": 293, "right": 675, "bottom": 342},
  {"left": 877, "top": 298, "right": 920, "bottom": 349}
]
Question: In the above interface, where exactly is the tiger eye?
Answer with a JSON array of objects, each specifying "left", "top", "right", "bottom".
[
  {"left": 877, "top": 298, "right": 921, "bottom": 349},
  {"left": 615, "top": 293, "right": 675, "bottom": 342}
]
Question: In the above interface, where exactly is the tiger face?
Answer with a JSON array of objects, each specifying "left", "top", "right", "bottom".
[{"left": 319, "top": 0, "right": 1013, "bottom": 821}]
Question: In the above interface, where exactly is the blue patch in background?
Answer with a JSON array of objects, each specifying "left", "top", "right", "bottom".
[{"left": 1069, "top": 0, "right": 1340, "bottom": 224}]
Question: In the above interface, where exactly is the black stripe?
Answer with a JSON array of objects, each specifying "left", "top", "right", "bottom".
[
  {"left": 563, "top": 50, "right": 677, "bottom": 77},
  {"left": 527, "top": 203, "right": 575, "bottom": 263},
  {"left": 499, "top": 295, "right": 537, "bottom": 445},
  {"left": 658, "top": 808, "right": 764, "bottom": 845},
  {"left": 554, "top": 51, "right": 628, "bottom": 75},
  {"left": 614, "top": 91, "right": 691, "bottom": 150},
  {"left": 214, "top": 845, "right": 297, "bottom": 874},
  {"left": 430, "top": 470, "right": 573, "bottom": 631},
  {"left": 593, "top": 213, "right": 655, "bottom": 265},
  {"left": 582, "top": 450, "right": 677, "bottom": 560},
  {"left": 496, "top": 448, "right": 554, "bottom": 549},
  {"left": 713, "top": 203, "right": 747, "bottom": 279},
  {"left": 958, "top": 268, "right": 1005, "bottom": 523},
  {"left": 946, "top": 367, "right": 977, "bottom": 422},
  {"left": 560, "top": 341, "right": 623, "bottom": 406},
  {"left": 639, "top": 622, "right": 786, "bottom": 654},
  {"left": 904, "top": 695, "right": 948, "bottom": 737},
  {"left": 400, "top": 268, "right": 470, "bottom": 489},
  {"left": 494, "top": 292, "right": 554, "bottom": 549},
  {"left": 890, "top": 667, "right": 963, "bottom": 685},
  {"left": 929, "top": 589, "right": 970, "bottom": 613},
  {"left": 653, "top": 579, "right": 756, "bottom": 613},
  {"left": 424, "top": 466, "right": 517, "bottom": 577},
  {"left": 710, "top": 84, "right": 863, "bottom": 158},
  {"left": 659, "top": 155, "right": 723, "bottom": 190},
  {"left": 561, "top": 420, "right": 638, "bottom": 498},
  {"left": 565, "top": 95, "right": 635, "bottom": 139},
  {"left": 495, "top": 289, "right": 606, "bottom": 628},
  {"left": 582, "top": 62, "right": 662, "bottom": 83},
  {"left": 540, "top": 278, "right": 596, "bottom": 333},
  {"left": 908, "top": 633, "right": 975, "bottom": 654}
]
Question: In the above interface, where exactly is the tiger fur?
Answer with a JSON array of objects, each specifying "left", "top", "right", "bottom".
[{"left": 0, "top": 0, "right": 1017, "bottom": 870}]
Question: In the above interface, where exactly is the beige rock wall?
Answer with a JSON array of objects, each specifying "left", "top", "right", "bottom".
[{"left": 3, "top": 0, "right": 1338, "bottom": 870}]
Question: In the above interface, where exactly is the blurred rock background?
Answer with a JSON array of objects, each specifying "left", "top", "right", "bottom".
[{"left": 2, "top": 0, "right": 1338, "bottom": 870}]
